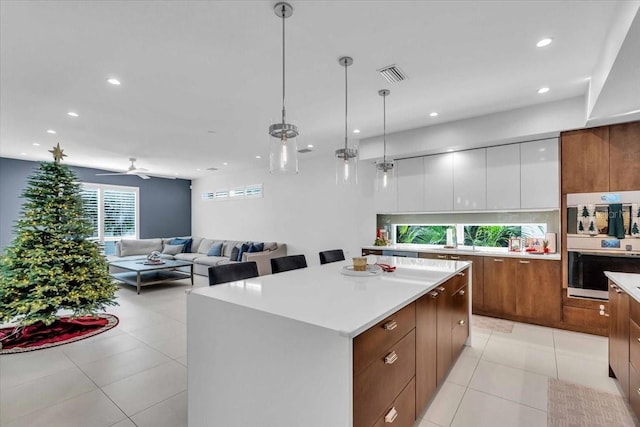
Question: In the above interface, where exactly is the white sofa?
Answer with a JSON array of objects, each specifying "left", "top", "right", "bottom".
[{"left": 108, "top": 237, "right": 287, "bottom": 276}]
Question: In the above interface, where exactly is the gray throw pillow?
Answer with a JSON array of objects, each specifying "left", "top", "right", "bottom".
[{"left": 162, "top": 244, "right": 184, "bottom": 255}]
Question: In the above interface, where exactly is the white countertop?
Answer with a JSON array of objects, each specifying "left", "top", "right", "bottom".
[
  {"left": 605, "top": 272, "right": 640, "bottom": 303},
  {"left": 363, "top": 244, "right": 561, "bottom": 260},
  {"left": 189, "top": 256, "right": 470, "bottom": 338}
]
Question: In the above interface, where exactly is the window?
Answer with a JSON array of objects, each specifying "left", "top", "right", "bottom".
[
  {"left": 393, "top": 223, "right": 546, "bottom": 249},
  {"left": 80, "top": 183, "right": 139, "bottom": 255}
]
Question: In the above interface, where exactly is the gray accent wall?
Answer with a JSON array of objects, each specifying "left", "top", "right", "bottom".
[{"left": 0, "top": 157, "right": 191, "bottom": 250}]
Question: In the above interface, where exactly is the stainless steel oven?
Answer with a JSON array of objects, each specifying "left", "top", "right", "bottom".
[{"left": 567, "top": 250, "right": 640, "bottom": 299}]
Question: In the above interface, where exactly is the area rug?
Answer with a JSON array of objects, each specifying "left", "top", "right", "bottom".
[
  {"left": 548, "top": 378, "right": 639, "bottom": 427},
  {"left": 472, "top": 314, "right": 514, "bottom": 333},
  {"left": 0, "top": 313, "right": 118, "bottom": 354}
]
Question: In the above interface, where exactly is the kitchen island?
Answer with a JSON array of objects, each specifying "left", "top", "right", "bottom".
[{"left": 187, "top": 256, "right": 471, "bottom": 427}]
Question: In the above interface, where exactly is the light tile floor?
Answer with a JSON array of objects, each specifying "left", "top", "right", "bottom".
[{"left": 0, "top": 276, "right": 623, "bottom": 427}]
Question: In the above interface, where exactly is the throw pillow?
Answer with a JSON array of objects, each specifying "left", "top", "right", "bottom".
[
  {"left": 248, "top": 242, "right": 264, "bottom": 253},
  {"left": 230, "top": 246, "right": 239, "bottom": 261},
  {"left": 237, "top": 243, "right": 251, "bottom": 261},
  {"left": 207, "top": 242, "right": 223, "bottom": 257},
  {"left": 170, "top": 238, "right": 192, "bottom": 253},
  {"left": 162, "top": 244, "right": 184, "bottom": 255}
]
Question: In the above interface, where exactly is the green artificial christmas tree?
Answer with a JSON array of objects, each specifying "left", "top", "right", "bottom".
[
  {"left": 633, "top": 222, "right": 639, "bottom": 236},
  {"left": 581, "top": 206, "right": 590, "bottom": 217},
  {"left": 0, "top": 144, "right": 117, "bottom": 327}
]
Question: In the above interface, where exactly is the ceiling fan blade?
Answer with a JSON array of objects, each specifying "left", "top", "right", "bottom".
[
  {"left": 137, "top": 174, "right": 151, "bottom": 180},
  {"left": 96, "top": 172, "right": 127, "bottom": 176}
]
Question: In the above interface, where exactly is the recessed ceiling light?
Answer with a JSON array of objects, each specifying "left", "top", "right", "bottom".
[
  {"left": 430, "top": 112, "right": 438, "bottom": 117},
  {"left": 447, "top": 148, "right": 454, "bottom": 152},
  {"left": 20, "top": 152, "right": 27, "bottom": 155},
  {"left": 307, "top": 144, "right": 314, "bottom": 148},
  {"left": 32, "top": 142, "right": 40, "bottom": 146},
  {"left": 537, "top": 87, "right": 550, "bottom": 94},
  {"left": 255, "top": 155, "right": 262, "bottom": 159},
  {"left": 67, "top": 112, "right": 79, "bottom": 117},
  {"left": 196, "top": 168, "right": 201, "bottom": 171},
  {"left": 223, "top": 162, "right": 228, "bottom": 166},
  {"left": 353, "top": 129, "right": 360, "bottom": 134},
  {"left": 47, "top": 129, "right": 56, "bottom": 134},
  {"left": 107, "top": 78, "right": 121, "bottom": 85},
  {"left": 536, "top": 38, "right": 553, "bottom": 48}
]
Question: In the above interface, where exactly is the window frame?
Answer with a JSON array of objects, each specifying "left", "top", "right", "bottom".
[{"left": 80, "top": 182, "right": 140, "bottom": 244}]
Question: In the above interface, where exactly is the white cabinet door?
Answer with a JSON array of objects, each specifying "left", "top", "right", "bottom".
[
  {"left": 521, "top": 138, "right": 559, "bottom": 209},
  {"left": 486, "top": 144, "right": 520, "bottom": 209},
  {"left": 453, "top": 149, "right": 486, "bottom": 210},
  {"left": 397, "top": 157, "right": 424, "bottom": 212},
  {"left": 424, "top": 153, "right": 453, "bottom": 211}
]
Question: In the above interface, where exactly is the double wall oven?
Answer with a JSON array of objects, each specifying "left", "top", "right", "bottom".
[{"left": 566, "top": 191, "right": 640, "bottom": 300}]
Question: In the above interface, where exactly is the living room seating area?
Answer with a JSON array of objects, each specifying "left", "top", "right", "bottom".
[{"left": 108, "top": 237, "right": 287, "bottom": 276}]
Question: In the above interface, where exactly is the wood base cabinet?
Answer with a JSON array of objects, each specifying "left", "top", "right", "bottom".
[
  {"left": 608, "top": 280, "right": 630, "bottom": 398},
  {"left": 482, "top": 257, "right": 561, "bottom": 323}
]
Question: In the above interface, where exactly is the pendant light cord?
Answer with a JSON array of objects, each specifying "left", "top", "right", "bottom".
[
  {"left": 344, "top": 59, "right": 348, "bottom": 151},
  {"left": 383, "top": 93, "right": 387, "bottom": 162},
  {"left": 281, "top": 5, "right": 286, "bottom": 125}
]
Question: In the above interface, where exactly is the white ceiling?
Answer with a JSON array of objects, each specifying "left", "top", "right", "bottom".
[{"left": 1, "top": 1, "right": 638, "bottom": 179}]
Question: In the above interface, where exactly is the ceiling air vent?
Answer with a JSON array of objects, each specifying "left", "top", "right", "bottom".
[
  {"left": 298, "top": 148, "right": 313, "bottom": 153},
  {"left": 377, "top": 64, "right": 407, "bottom": 84},
  {"left": 206, "top": 167, "right": 218, "bottom": 171}
]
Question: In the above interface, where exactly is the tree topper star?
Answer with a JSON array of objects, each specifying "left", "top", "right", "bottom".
[{"left": 49, "top": 143, "right": 67, "bottom": 164}]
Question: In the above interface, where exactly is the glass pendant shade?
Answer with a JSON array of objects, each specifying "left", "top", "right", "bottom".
[
  {"left": 375, "top": 160, "right": 395, "bottom": 191},
  {"left": 269, "top": 122, "right": 299, "bottom": 174},
  {"left": 336, "top": 145, "right": 358, "bottom": 185}
]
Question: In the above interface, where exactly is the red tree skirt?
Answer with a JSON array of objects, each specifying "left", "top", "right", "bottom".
[{"left": 0, "top": 314, "right": 118, "bottom": 354}]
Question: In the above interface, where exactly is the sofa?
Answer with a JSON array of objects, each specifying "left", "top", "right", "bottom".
[{"left": 107, "top": 236, "right": 287, "bottom": 276}]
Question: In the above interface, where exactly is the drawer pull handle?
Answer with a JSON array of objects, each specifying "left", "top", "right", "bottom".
[
  {"left": 458, "top": 290, "right": 465, "bottom": 296},
  {"left": 493, "top": 259, "right": 504, "bottom": 262},
  {"left": 384, "top": 351, "right": 398, "bottom": 365},
  {"left": 519, "top": 260, "right": 530, "bottom": 264},
  {"left": 637, "top": 337, "right": 640, "bottom": 343},
  {"left": 616, "top": 289, "right": 623, "bottom": 294},
  {"left": 637, "top": 388, "right": 640, "bottom": 396},
  {"left": 450, "top": 256, "right": 460, "bottom": 260},
  {"left": 383, "top": 320, "right": 397, "bottom": 331},
  {"left": 437, "top": 255, "right": 447, "bottom": 259},
  {"left": 458, "top": 319, "right": 466, "bottom": 326},
  {"left": 611, "top": 284, "right": 618, "bottom": 289},
  {"left": 457, "top": 272, "right": 465, "bottom": 276},
  {"left": 437, "top": 286, "right": 445, "bottom": 292},
  {"left": 384, "top": 407, "right": 398, "bottom": 423},
  {"left": 430, "top": 291, "right": 440, "bottom": 298}
]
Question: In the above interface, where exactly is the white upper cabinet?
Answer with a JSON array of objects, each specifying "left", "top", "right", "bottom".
[
  {"left": 520, "top": 138, "right": 559, "bottom": 209},
  {"left": 424, "top": 153, "right": 453, "bottom": 211},
  {"left": 397, "top": 157, "right": 424, "bottom": 212},
  {"left": 453, "top": 149, "right": 486, "bottom": 210},
  {"left": 486, "top": 144, "right": 520, "bottom": 209}
]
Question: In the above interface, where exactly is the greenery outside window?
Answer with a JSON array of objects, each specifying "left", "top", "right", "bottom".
[
  {"left": 395, "top": 224, "right": 546, "bottom": 249},
  {"left": 80, "top": 183, "right": 139, "bottom": 255}
]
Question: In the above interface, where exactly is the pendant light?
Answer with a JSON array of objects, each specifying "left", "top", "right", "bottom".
[
  {"left": 375, "top": 89, "right": 395, "bottom": 191},
  {"left": 269, "top": 2, "right": 299, "bottom": 174},
  {"left": 335, "top": 56, "right": 358, "bottom": 185}
]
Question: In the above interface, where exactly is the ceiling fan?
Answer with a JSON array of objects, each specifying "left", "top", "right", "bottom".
[{"left": 95, "top": 158, "right": 175, "bottom": 180}]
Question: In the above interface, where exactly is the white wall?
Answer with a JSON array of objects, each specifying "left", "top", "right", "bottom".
[{"left": 191, "top": 155, "right": 377, "bottom": 266}]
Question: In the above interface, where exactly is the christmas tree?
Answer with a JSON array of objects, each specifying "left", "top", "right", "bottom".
[
  {"left": 581, "top": 206, "right": 590, "bottom": 217},
  {"left": 0, "top": 144, "right": 117, "bottom": 327},
  {"left": 633, "top": 222, "right": 639, "bottom": 236}
]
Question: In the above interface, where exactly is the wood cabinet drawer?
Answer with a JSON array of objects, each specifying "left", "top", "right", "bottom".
[
  {"left": 631, "top": 320, "right": 640, "bottom": 373},
  {"left": 630, "top": 362, "right": 640, "bottom": 419},
  {"left": 354, "top": 329, "right": 416, "bottom": 427},
  {"left": 451, "top": 284, "right": 469, "bottom": 358},
  {"left": 354, "top": 303, "right": 416, "bottom": 373},
  {"left": 631, "top": 298, "right": 640, "bottom": 327},
  {"left": 372, "top": 378, "right": 416, "bottom": 427}
]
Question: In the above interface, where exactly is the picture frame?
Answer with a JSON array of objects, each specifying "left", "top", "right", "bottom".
[{"left": 508, "top": 237, "right": 521, "bottom": 252}]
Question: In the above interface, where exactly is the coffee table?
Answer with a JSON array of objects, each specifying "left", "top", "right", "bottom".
[{"left": 109, "top": 259, "right": 194, "bottom": 294}]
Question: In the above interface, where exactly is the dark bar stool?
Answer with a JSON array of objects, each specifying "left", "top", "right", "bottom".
[
  {"left": 270, "top": 255, "right": 308, "bottom": 274},
  {"left": 208, "top": 262, "right": 259, "bottom": 286},
  {"left": 319, "top": 249, "right": 345, "bottom": 265}
]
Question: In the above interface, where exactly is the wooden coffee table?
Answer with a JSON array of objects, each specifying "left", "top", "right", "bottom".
[{"left": 109, "top": 259, "right": 194, "bottom": 294}]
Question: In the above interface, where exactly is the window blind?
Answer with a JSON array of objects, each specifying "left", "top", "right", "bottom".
[
  {"left": 80, "top": 187, "right": 99, "bottom": 238},
  {"left": 103, "top": 190, "right": 136, "bottom": 238}
]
